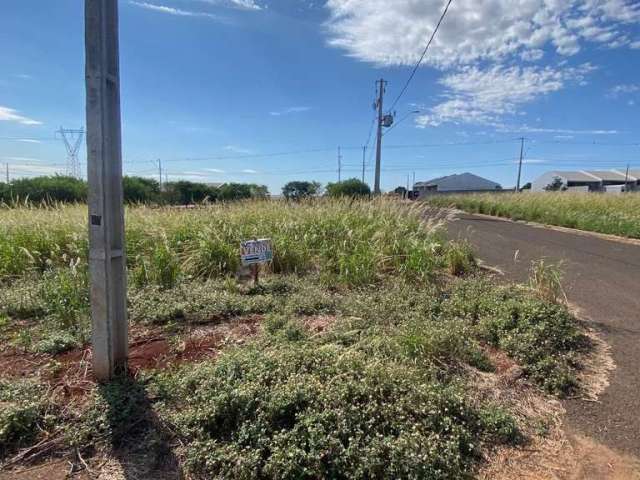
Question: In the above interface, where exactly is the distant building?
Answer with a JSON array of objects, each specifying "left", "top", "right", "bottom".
[
  {"left": 531, "top": 169, "right": 639, "bottom": 192},
  {"left": 413, "top": 172, "right": 502, "bottom": 197}
]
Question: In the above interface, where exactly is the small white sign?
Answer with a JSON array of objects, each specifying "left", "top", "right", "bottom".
[{"left": 240, "top": 239, "right": 273, "bottom": 266}]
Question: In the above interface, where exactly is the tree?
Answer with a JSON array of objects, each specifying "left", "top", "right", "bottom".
[
  {"left": 1, "top": 176, "right": 88, "bottom": 204},
  {"left": 325, "top": 178, "right": 371, "bottom": 198},
  {"left": 521, "top": 182, "right": 532, "bottom": 191},
  {"left": 249, "top": 184, "right": 270, "bottom": 199},
  {"left": 218, "top": 183, "right": 269, "bottom": 201},
  {"left": 282, "top": 181, "right": 321, "bottom": 201},
  {"left": 544, "top": 177, "right": 566, "bottom": 192},
  {"left": 123, "top": 176, "right": 160, "bottom": 203},
  {"left": 163, "top": 181, "right": 216, "bottom": 205},
  {"left": 393, "top": 186, "right": 407, "bottom": 197}
]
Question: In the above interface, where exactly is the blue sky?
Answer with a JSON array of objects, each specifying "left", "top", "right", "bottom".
[{"left": 1, "top": 0, "right": 639, "bottom": 193}]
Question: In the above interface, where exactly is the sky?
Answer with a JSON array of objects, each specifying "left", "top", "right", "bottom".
[{"left": 1, "top": 0, "right": 639, "bottom": 193}]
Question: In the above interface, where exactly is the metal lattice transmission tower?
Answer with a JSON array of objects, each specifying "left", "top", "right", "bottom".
[{"left": 57, "top": 127, "right": 85, "bottom": 178}]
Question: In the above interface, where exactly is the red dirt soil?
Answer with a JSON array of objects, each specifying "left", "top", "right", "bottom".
[{"left": 0, "top": 315, "right": 264, "bottom": 390}]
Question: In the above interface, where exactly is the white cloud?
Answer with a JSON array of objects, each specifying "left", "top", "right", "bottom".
[
  {"left": 608, "top": 83, "right": 640, "bottom": 98},
  {"left": 2, "top": 156, "right": 41, "bottom": 162},
  {"left": 326, "top": 1, "right": 639, "bottom": 128},
  {"left": 515, "top": 158, "right": 548, "bottom": 164},
  {"left": 499, "top": 124, "right": 619, "bottom": 135},
  {"left": 325, "top": 0, "right": 640, "bottom": 68},
  {"left": 224, "top": 145, "right": 253, "bottom": 154},
  {"left": 11, "top": 164, "right": 60, "bottom": 175},
  {"left": 192, "top": 0, "right": 262, "bottom": 10},
  {"left": 0, "top": 106, "right": 42, "bottom": 126},
  {"left": 520, "top": 49, "right": 545, "bottom": 62},
  {"left": 15, "top": 139, "right": 42, "bottom": 144},
  {"left": 416, "top": 64, "right": 594, "bottom": 127},
  {"left": 269, "top": 106, "right": 311, "bottom": 116},
  {"left": 242, "top": 169, "right": 258, "bottom": 174},
  {"left": 205, "top": 168, "right": 225, "bottom": 173},
  {"left": 130, "top": 1, "right": 225, "bottom": 20}
]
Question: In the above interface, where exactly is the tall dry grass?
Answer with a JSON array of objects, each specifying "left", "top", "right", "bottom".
[
  {"left": 0, "top": 199, "right": 455, "bottom": 285},
  {"left": 425, "top": 192, "right": 640, "bottom": 238}
]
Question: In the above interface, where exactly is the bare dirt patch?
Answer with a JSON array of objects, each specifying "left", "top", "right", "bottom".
[
  {"left": 478, "top": 324, "right": 638, "bottom": 480},
  {"left": 303, "top": 315, "right": 338, "bottom": 335}
]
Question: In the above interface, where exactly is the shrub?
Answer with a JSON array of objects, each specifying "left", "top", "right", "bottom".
[
  {"left": 0, "top": 380, "right": 56, "bottom": 458},
  {"left": 325, "top": 178, "right": 371, "bottom": 198},
  {"left": 162, "top": 181, "right": 216, "bottom": 205},
  {"left": 151, "top": 341, "right": 516, "bottom": 479},
  {"left": 0, "top": 176, "right": 88, "bottom": 204},
  {"left": 282, "top": 181, "right": 321, "bottom": 201},
  {"left": 123, "top": 176, "right": 160, "bottom": 204}
]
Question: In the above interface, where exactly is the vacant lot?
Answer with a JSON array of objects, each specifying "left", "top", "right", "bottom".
[
  {"left": 424, "top": 192, "right": 640, "bottom": 239},
  {"left": 0, "top": 200, "right": 590, "bottom": 478}
]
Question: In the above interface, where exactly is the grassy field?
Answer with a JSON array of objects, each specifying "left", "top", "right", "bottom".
[
  {"left": 0, "top": 200, "right": 588, "bottom": 478},
  {"left": 424, "top": 192, "right": 640, "bottom": 239}
]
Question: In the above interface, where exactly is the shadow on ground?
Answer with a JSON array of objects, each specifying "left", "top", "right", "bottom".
[{"left": 96, "top": 374, "right": 182, "bottom": 480}]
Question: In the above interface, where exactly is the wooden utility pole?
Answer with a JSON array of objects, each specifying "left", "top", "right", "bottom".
[
  {"left": 362, "top": 146, "right": 366, "bottom": 183},
  {"left": 85, "top": 0, "right": 128, "bottom": 381},
  {"left": 157, "top": 158, "right": 162, "bottom": 191},
  {"left": 516, "top": 137, "right": 525, "bottom": 192},
  {"left": 374, "top": 79, "right": 386, "bottom": 195},
  {"left": 337, "top": 147, "right": 342, "bottom": 182}
]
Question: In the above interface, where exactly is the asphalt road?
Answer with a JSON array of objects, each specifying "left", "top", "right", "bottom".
[{"left": 444, "top": 211, "right": 640, "bottom": 457}]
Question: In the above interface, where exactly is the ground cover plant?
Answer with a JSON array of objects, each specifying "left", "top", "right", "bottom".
[
  {"left": 424, "top": 192, "right": 640, "bottom": 239},
  {"left": 0, "top": 199, "right": 589, "bottom": 479}
]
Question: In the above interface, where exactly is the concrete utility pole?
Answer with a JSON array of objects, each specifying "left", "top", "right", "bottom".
[
  {"left": 362, "top": 146, "right": 366, "bottom": 183},
  {"left": 625, "top": 164, "right": 630, "bottom": 192},
  {"left": 337, "top": 147, "right": 342, "bottom": 182},
  {"left": 412, "top": 171, "right": 416, "bottom": 191},
  {"left": 85, "top": 0, "right": 128, "bottom": 381},
  {"left": 374, "top": 79, "right": 387, "bottom": 195},
  {"left": 516, "top": 137, "right": 525, "bottom": 192},
  {"left": 4, "top": 163, "right": 8, "bottom": 183}
]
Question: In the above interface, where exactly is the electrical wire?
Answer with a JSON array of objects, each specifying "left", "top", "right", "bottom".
[
  {"left": 387, "top": 0, "right": 455, "bottom": 112},
  {"left": 383, "top": 110, "right": 421, "bottom": 136}
]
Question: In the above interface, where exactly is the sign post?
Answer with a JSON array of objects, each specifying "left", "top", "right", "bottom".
[{"left": 240, "top": 239, "right": 273, "bottom": 285}]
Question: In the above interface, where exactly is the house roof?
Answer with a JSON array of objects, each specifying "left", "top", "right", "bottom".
[
  {"left": 415, "top": 172, "right": 502, "bottom": 192},
  {"left": 542, "top": 170, "right": 637, "bottom": 183},
  {"left": 619, "top": 169, "right": 640, "bottom": 180},
  {"left": 588, "top": 170, "right": 628, "bottom": 182},
  {"left": 546, "top": 171, "right": 602, "bottom": 182}
]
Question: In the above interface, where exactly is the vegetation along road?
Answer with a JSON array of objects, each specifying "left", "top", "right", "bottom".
[{"left": 444, "top": 210, "right": 640, "bottom": 458}]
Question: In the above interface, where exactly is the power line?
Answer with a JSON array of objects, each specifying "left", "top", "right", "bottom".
[{"left": 387, "top": 0, "right": 455, "bottom": 112}]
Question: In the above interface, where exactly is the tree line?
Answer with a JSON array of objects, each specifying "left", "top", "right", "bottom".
[
  {"left": 0, "top": 176, "right": 373, "bottom": 205},
  {"left": 0, "top": 175, "right": 268, "bottom": 205},
  {"left": 282, "top": 178, "right": 371, "bottom": 200}
]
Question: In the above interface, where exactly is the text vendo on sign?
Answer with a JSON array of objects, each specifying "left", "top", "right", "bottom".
[{"left": 240, "top": 238, "right": 273, "bottom": 266}]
